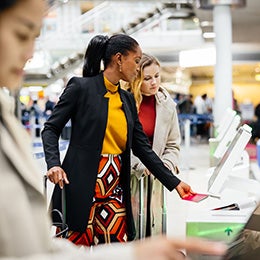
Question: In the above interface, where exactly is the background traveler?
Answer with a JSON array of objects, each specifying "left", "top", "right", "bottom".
[
  {"left": 30, "top": 99, "right": 43, "bottom": 137},
  {"left": 250, "top": 103, "right": 260, "bottom": 144},
  {"left": 194, "top": 93, "right": 213, "bottom": 138}
]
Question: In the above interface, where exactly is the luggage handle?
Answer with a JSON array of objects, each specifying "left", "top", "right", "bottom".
[{"left": 44, "top": 175, "right": 68, "bottom": 238}]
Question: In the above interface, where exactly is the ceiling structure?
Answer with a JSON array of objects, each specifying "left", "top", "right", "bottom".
[
  {"left": 196, "top": 0, "right": 260, "bottom": 44},
  {"left": 191, "top": 0, "right": 260, "bottom": 85},
  {"left": 25, "top": 0, "right": 260, "bottom": 89},
  {"left": 141, "top": 0, "right": 260, "bottom": 86}
]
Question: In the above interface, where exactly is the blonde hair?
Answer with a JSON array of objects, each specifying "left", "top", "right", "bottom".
[{"left": 124, "top": 53, "right": 160, "bottom": 112}]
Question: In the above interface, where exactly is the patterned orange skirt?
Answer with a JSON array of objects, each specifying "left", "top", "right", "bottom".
[{"left": 67, "top": 154, "right": 127, "bottom": 246}]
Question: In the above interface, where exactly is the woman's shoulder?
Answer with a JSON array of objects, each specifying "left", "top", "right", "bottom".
[
  {"left": 68, "top": 75, "right": 100, "bottom": 84},
  {"left": 66, "top": 74, "right": 104, "bottom": 91},
  {"left": 66, "top": 76, "right": 87, "bottom": 87},
  {"left": 157, "top": 86, "right": 176, "bottom": 107}
]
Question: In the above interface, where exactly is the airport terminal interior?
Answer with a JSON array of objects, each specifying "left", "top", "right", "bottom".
[{"left": 14, "top": 0, "right": 260, "bottom": 250}]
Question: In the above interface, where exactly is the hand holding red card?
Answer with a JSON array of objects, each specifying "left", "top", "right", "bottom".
[{"left": 182, "top": 193, "right": 209, "bottom": 202}]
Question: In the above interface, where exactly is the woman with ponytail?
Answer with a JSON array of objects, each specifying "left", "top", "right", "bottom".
[{"left": 42, "top": 33, "right": 195, "bottom": 247}]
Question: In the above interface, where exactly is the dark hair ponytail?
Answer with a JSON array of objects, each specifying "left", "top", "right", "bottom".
[
  {"left": 82, "top": 33, "right": 139, "bottom": 77},
  {"left": 82, "top": 35, "right": 109, "bottom": 77}
]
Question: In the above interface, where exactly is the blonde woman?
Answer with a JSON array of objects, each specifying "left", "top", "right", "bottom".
[{"left": 126, "top": 54, "right": 181, "bottom": 238}]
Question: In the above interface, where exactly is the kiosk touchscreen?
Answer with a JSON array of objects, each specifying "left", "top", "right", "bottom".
[
  {"left": 208, "top": 124, "right": 252, "bottom": 197},
  {"left": 213, "top": 114, "right": 241, "bottom": 160},
  {"left": 214, "top": 108, "right": 237, "bottom": 141},
  {"left": 209, "top": 108, "right": 238, "bottom": 167}
]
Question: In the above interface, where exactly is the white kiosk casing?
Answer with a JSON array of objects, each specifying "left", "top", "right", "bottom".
[
  {"left": 186, "top": 125, "right": 260, "bottom": 244},
  {"left": 213, "top": 114, "right": 241, "bottom": 160},
  {"left": 209, "top": 108, "right": 238, "bottom": 167},
  {"left": 186, "top": 209, "right": 251, "bottom": 243},
  {"left": 214, "top": 114, "right": 250, "bottom": 179},
  {"left": 208, "top": 124, "right": 260, "bottom": 206},
  {"left": 208, "top": 124, "right": 252, "bottom": 197},
  {"left": 214, "top": 107, "right": 237, "bottom": 141}
]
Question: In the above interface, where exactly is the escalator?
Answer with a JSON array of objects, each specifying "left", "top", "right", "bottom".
[{"left": 24, "top": 1, "right": 200, "bottom": 86}]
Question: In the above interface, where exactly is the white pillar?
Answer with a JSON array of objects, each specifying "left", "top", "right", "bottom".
[
  {"left": 213, "top": 5, "right": 233, "bottom": 126},
  {"left": 184, "top": 119, "right": 191, "bottom": 149},
  {"left": 196, "top": 0, "right": 246, "bottom": 126}
]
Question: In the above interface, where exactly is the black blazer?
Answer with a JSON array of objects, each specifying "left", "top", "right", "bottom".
[{"left": 41, "top": 73, "right": 181, "bottom": 240}]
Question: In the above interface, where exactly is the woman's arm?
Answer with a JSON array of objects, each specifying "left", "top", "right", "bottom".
[{"left": 41, "top": 77, "right": 80, "bottom": 170}]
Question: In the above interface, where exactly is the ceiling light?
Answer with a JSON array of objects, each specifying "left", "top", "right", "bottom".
[
  {"left": 179, "top": 46, "right": 216, "bottom": 67},
  {"left": 28, "top": 86, "right": 43, "bottom": 92},
  {"left": 200, "top": 21, "right": 214, "bottom": 27},
  {"left": 255, "top": 74, "right": 260, "bottom": 81},
  {"left": 255, "top": 66, "right": 260, "bottom": 73},
  {"left": 203, "top": 32, "right": 216, "bottom": 39}
]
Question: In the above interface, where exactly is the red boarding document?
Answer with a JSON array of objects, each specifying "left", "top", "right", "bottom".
[{"left": 182, "top": 193, "right": 209, "bottom": 203}]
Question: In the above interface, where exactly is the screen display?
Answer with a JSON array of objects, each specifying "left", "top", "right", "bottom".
[
  {"left": 208, "top": 125, "right": 251, "bottom": 194},
  {"left": 208, "top": 128, "right": 242, "bottom": 188}
]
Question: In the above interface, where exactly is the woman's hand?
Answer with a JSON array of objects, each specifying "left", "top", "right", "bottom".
[
  {"left": 142, "top": 168, "right": 151, "bottom": 177},
  {"left": 46, "top": 166, "right": 69, "bottom": 189},
  {"left": 175, "top": 181, "right": 195, "bottom": 199}
]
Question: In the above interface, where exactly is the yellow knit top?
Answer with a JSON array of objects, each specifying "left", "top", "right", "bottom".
[{"left": 101, "top": 76, "right": 127, "bottom": 154}]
